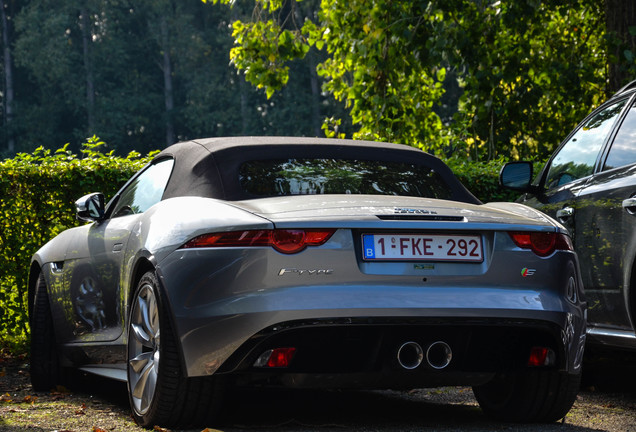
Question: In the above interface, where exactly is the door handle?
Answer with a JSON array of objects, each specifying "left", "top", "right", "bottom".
[
  {"left": 622, "top": 198, "right": 636, "bottom": 215},
  {"left": 556, "top": 207, "right": 574, "bottom": 223}
]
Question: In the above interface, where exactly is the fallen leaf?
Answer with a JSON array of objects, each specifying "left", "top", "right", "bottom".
[
  {"left": 153, "top": 426, "right": 171, "bottom": 432},
  {"left": 75, "top": 403, "right": 87, "bottom": 415},
  {"left": 93, "top": 427, "right": 109, "bottom": 432},
  {"left": 22, "top": 395, "right": 38, "bottom": 404},
  {"left": 0, "top": 393, "right": 12, "bottom": 403}
]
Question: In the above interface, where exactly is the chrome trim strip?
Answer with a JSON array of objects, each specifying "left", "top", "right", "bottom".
[
  {"left": 587, "top": 327, "right": 636, "bottom": 348},
  {"left": 79, "top": 364, "right": 127, "bottom": 382}
]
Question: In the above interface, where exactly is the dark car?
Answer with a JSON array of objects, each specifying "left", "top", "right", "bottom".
[
  {"left": 501, "top": 80, "right": 636, "bottom": 352},
  {"left": 30, "top": 137, "right": 586, "bottom": 427}
]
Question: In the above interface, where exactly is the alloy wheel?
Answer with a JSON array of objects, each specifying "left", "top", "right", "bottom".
[{"left": 128, "top": 283, "right": 161, "bottom": 415}]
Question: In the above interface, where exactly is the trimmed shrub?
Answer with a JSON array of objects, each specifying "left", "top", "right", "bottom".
[
  {"left": 0, "top": 137, "right": 153, "bottom": 351},
  {"left": 448, "top": 157, "right": 547, "bottom": 203}
]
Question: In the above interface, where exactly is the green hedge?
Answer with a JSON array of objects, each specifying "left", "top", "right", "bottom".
[
  {"left": 448, "top": 157, "right": 546, "bottom": 203},
  {"left": 0, "top": 137, "right": 153, "bottom": 351},
  {"left": 0, "top": 140, "right": 546, "bottom": 352}
]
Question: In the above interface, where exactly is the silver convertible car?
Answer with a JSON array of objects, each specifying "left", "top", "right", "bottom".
[{"left": 29, "top": 137, "right": 586, "bottom": 427}]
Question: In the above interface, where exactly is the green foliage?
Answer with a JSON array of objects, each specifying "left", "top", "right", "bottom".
[
  {"left": 6, "top": 0, "right": 332, "bottom": 156},
  {"left": 211, "top": 0, "right": 607, "bottom": 161},
  {"left": 448, "top": 157, "right": 547, "bottom": 203},
  {"left": 0, "top": 136, "right": 153, "bottom": 352},
  {"left": 444, "top": 0, "right": 606, "bottom": 160},
  {"left": 216, "top": 0, "right": 449, "bottom": 151}
]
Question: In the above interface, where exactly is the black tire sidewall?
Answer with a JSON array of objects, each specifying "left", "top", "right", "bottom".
[
  {"left": 30, "top": 272, "right": 60, "bottom": 391},
  {"left": 473, "top": 369, "right": 581, "bottom": 423}
]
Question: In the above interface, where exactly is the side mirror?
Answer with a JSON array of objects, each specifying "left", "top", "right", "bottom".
[
  {"left": 76, "top": 193, "right": 106, "bottom": 222},
  {"left": 499, "top": 162, "right": 534, "bottom": 191}
]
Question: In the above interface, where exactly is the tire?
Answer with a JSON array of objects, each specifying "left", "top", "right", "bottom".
[
  {"left": 127, "top": 271, "right": 225, "bottom": 428},
  {"left": 473, "top": 368, "right": 581, "bottom": 423},
  {"left": 30, "top": 272, "right": 62, "bottom": 391}
]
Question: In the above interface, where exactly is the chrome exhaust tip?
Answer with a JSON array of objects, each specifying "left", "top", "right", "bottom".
[
  {"left": 426, "top": 341, "right": 452, "bottom": 369},
  {"left": 397, "top": 341, "right": 424, "bottom": 370}
]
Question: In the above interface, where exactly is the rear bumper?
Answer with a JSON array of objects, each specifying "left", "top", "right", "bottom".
[
  {"left": 161, "top": 295, "right": 585, "bottom": 381},
  {"left": 220, "top": 316, "right": 584, "bottom": 389},
  {"left": 157, "top": 247, "right": 586, "bottom": 383}
]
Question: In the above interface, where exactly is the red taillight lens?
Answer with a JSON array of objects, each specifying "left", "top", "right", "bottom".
[
  {"left": 181, "top": 229, "right": 336, "bottom": 254},
  {"left": 527, "top": 346, "right": 556, "bottom": 367},
  {"left": 508, "top": 232, "right": 573, "bottom": 257},
  {"left": 271, "top": 229, "right": 307, "bottom": 253},
  {"left": 267, "top": 347, "right": 296, "bottom": 368},
  {"left": 253, "top": 347, "right": 297, "bottom": 368}
]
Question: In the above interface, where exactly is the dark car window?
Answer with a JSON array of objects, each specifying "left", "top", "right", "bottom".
[
  {"left": 604, "top": 102, "right": 636, "bottom": 170},
  {"left": 239, "top": 159, "right": 453, "bottom": 199},
  {"left": 545, "top": 99, "right": 627, "bottom": 189},
  {"left": 111, "top": 158, "right": 174, "bottom": 218}
]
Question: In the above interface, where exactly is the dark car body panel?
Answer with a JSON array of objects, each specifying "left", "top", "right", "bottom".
[{"left": 503, "top": 84, "right": 636, "bottom": 349}]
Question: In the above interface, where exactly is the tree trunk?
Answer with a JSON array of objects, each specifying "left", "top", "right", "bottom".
[
  {"left": 160, "top": 17, "right": 175, "bottom": 147},
  {"left": 606, "top": 0, "right": 636, "bottom": 92},
  {"left": 1, "top": 2, "right": 14, "bottom": 152},
  {"left": 307, "top": 50, "right": 321, "bottom": 137},
  {"left": 81, "top": 4, "right": 95, "bottom": 135}
]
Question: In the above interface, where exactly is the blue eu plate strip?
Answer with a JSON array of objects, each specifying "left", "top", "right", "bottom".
[{"left": 363, "top": 235, "right": 375, "bottom": 259}]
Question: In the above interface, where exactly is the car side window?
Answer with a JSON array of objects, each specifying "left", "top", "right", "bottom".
[
  {"left": 545, "top": 99, "right": 627, "bottom": 189},
  {"left": 603, "top": 101, "right": 636, "bottom": 170},
  {"left": 111, "top": 158, "right": 174, "bottom": 218}
]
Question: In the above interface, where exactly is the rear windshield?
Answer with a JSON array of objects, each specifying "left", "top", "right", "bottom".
[{"left": 239, "top": 159, "right": 452, "bottom": 199}]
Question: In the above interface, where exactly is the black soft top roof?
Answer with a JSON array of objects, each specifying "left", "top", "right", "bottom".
[{"left": 155, "top": 136, "right": 480, "bottom": 204}]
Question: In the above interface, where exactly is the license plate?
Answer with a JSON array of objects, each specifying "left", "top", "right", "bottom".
[{"left": 362, "top": 233, "right": 483, "bottom": 262}]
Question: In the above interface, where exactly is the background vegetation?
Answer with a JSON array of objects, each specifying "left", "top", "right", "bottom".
[
  {"left": 0, "top": 0, "right": 633, "bottom": 160},
  {"left": 0, "top": 138, "right": 152, "bottom": 351},
  {"left": 209, "top": 0, "right": 618, "bottom": 160},
  {"left": 1, "top": 0, "right": 636, "bottom": 352}
]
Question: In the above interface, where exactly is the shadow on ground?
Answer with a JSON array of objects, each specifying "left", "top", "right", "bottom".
[{"left": 3, "top": 348, "right": 636, "bottom": 432}]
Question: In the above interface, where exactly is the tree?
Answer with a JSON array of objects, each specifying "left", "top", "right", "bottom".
[
  {"left": 208, "top": 0, "right": 607, "bottom": 160},
  {"left": 0, "top": 1, "right": 17, "bottom": 153},
  {"left": 443, "top": 0, "right": 606, "bottom": 159},
  {"left": 6, "top": 0, "right": 327, "bottom": 156},
  {"left": 605, "top": 0, "right": 636, "bottom": 93}
]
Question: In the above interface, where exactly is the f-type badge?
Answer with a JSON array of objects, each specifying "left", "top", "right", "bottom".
[{"left": 279, "top": 268, "right": 334, "bottom": 276}]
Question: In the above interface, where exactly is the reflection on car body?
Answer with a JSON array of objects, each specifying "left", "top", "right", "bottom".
[{"left": 30, "top": 137, "right": 585, "bottom": 427}]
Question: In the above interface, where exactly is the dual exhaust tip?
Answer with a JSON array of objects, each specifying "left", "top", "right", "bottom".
[{"left": 397, "top": 341, "right": 452, "bottom": 370}]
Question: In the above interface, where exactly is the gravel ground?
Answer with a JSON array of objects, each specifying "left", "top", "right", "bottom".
[{"left": 1, "top": 349, "right": 636, "bottom": 432}]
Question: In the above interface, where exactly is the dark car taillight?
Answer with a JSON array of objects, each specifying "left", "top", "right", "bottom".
[
  {"left": 508, "top": 232, "right": 573, "bottom": 257},
  {"left": 181, "top": 229, "right": 336, "bottom": 254}
]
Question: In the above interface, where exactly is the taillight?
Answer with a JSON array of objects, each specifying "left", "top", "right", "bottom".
[
  {"left": 508, "top": 231, "right": 573, "bottom": 257},
  {"left": 181, "top": 229, "right": 336, "bottom": 254},
  {"left": 527, "top": 346, "right": 556, "bottom": 367},
  {"left": 253, "top": 347, "right": 297, "bottom": 368}
]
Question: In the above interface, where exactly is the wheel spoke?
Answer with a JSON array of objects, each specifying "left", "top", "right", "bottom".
[
  {"left": 129, "top": 351, "right": 153, "bottom": 374},
  {"left": 131, "top": 356, "right": 157, "bottom": 402},
  {"left": 141, "top": 361, "right": 158, "bottom": 411},
  {"left": 131, "top": 322, "right": 152, "bottom": 347},
  {"left": 146, "top": 291, "right": 159, "bottom": 337},
  {"left": 139, "top": 295, "right": 153, "bottom": 339}
]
